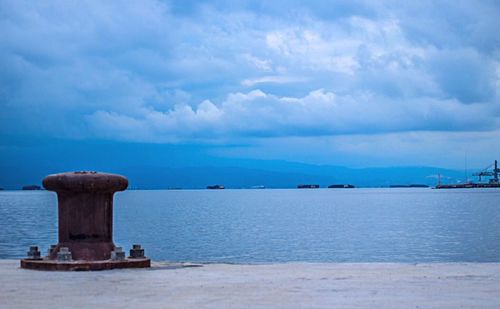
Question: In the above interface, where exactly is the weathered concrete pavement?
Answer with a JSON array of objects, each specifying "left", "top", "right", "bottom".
[{"left": 1, "top": 260, "right": 499, "bottom": 308}]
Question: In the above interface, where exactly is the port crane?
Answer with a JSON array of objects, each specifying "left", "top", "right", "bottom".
[{"left": 472, "top": 160, "right": 499, "bottom": 183}]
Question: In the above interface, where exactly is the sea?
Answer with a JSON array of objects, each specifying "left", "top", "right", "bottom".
[{"left": 1, "top": 188, "right": 499, "bottom": 263}]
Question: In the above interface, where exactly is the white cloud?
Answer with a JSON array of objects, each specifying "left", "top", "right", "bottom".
[
  {"left": 241, "top": 75, "right": 306, "bottom": 87},
  {"left": 265, "top": 28, "right": 361, "bottom": 74},
  {"left": 86, "top": 89, "right": 495, "bottom": 142},
  {"left": 242, "top": 53, "right": 273, "bottom": 72}
]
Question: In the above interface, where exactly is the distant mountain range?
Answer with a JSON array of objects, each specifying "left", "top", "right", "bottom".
[
  {"left": 0, "top": 160, "right": 469, "bottom": 190},
  {"left": 116, "top": 164, "right": 465, "bottom": 189}
]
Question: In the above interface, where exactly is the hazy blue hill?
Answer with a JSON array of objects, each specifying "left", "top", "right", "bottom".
[
  {"left": 0, "top": 138, "right": 472, "bottom": 189},
  {"left": 108, "top": 164, "right": 466, "bottom": 189}
]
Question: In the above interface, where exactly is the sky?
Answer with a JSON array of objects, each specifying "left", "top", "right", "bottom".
[{"left": 1, "top": 0, "right": 499, "bottom": 178}]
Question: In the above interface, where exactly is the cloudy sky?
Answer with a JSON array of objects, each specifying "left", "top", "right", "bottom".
[{"left": 1, "top": 0, "right": 499, "bottom": 170}]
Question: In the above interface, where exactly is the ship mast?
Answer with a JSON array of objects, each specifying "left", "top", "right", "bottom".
[
  {"left": 464, "top": 155, "right": 468, "bottom": 183},
  {"left": 495, "top": 160, "right": 499, "bottom": 183}
]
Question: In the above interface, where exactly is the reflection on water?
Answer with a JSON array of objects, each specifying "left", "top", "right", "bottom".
[{"left": 1, "top": 188, "right": 499, "bottom": 263}]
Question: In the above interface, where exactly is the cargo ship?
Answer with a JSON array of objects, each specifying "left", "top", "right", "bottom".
[
  {"left": 22, "top": 185, "right": 41, "bottom": 190},
  {"left": 207, "top": 185, "right": 225, "bottom": 189},
  {"left": 297, "top": 184, "right": 320, "bottom": 189},
  {"left": 435, "top": 160, "right": 500, "bottom": 189},
  {"left": 328, "top": 184, "right": 355, "bottom": 188}
]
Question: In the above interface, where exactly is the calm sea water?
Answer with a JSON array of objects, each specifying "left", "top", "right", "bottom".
[{"left": 1, "top": 189, "right": 499, "bottom": 263}]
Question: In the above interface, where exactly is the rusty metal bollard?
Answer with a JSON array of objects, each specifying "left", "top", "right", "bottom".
[
  {"left": 20, "top": 171, "right": 150, "bottom": 271},
  {"left": 44, "top": 171, "right": 126, "bottom": 261}
]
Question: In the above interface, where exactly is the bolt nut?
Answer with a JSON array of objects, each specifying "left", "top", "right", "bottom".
[
  {"left": 57, "top": 247, "right": 72, "bottom": 261},
  {"left": 111, "top": 247, "right": 126, "bottom": 261},
  {"left": 129, "top": 244, "right": 145, "bottom": 259},
  {"left": 27, "top": 246, "right": 41, "bottom": 260},
  {"left": 47, "top": 244, "right": 57, "bottom": 256}
]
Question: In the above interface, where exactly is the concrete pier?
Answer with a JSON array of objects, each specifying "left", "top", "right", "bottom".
[{"left": 2, "top": 260, "right": 500, "bottom": 308}]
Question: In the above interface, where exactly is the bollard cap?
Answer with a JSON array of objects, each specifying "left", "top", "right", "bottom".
[{"left": 43, "top": 171, "right": 128, "bottom": 193}]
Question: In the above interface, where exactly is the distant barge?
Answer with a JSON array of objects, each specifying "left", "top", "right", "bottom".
[
  {"left": 207, "top": 185, "right": 225, "bottom": 189},
  {"left": 328, "top": 184, "right": 355, "bottom": 188},
  {"left": 297, "top": 184, "right": 320, "bottom": 189},
  {"left": 22, "top": 185, "right": 41, "bottom": 190}
]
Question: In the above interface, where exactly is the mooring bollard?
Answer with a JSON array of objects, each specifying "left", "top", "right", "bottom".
[{"left": 20, "top": 171, "right": 150, "bottom": 271}]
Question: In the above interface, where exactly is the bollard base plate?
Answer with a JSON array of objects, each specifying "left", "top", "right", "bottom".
[{"left": 20, "top": 258, "right": 151, "bottom": 271}]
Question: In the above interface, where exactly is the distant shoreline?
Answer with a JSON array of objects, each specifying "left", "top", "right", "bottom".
[{"left": 5, "top": 186, "right": 500, "bottom": 191}]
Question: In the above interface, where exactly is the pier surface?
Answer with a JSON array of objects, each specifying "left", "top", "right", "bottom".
[{"left": 1, "top": 260, "right": 499, "bottom": 308}]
